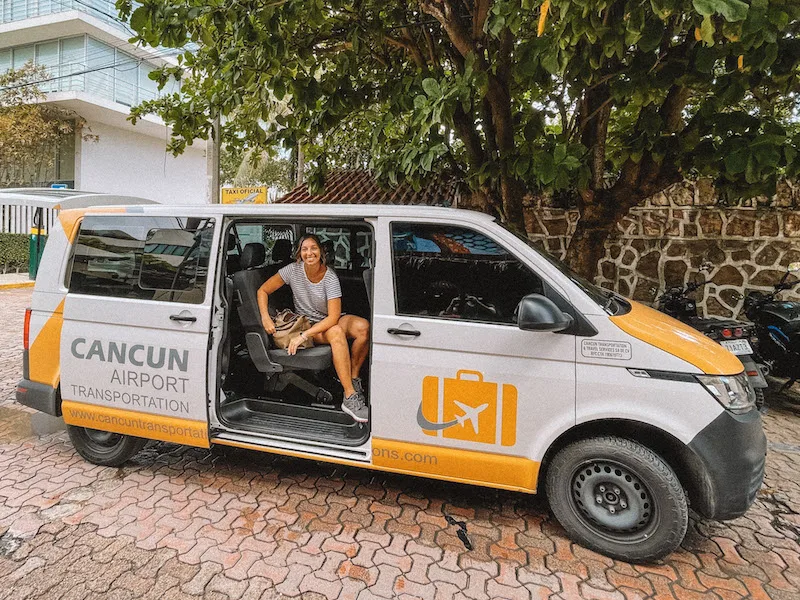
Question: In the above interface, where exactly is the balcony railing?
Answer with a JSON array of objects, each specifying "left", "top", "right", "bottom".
[{"left": 0, "top": 0, "right": 134, "bottom": 36}]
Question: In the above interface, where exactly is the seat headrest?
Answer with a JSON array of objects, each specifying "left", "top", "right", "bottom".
[
  {"left": 272, "top": 238, "right": 293, "bottom": 263},
  {"left": 322, "top": 240, "right": 335, "bottom": 265},
  {"left": 241, "top": 243, "right": 266, "bottom": 269}
]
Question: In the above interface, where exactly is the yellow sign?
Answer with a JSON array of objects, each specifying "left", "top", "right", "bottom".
[
  {"left": 221, "top": 186, "right": 268, "bottom": 204},
  {"left": 419, "top": 370, "right": 517, "bottom": 446}
]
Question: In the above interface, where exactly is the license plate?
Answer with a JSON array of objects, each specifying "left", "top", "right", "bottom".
[{"left": 720, "top": 339, "right": 753, "bottom": 355}]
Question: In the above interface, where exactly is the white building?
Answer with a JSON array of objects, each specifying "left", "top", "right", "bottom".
[{"left": 0, "top": 0, "right": 207, "bottom": 204}]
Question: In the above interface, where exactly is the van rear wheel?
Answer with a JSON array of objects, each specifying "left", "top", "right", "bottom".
[
  {"left": 67, "top": 425, "right": 147, "bottom": 466},
  {"left": 545, "top": 436, "right": 688, "bottom": 563}
]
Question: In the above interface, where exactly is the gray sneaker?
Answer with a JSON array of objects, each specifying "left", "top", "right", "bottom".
[
  {"left": 342, "top": 392, "right": 368, "bottom": 423},
  {"left": 352, "top": 377, "right": 364, "bottom": 395}
]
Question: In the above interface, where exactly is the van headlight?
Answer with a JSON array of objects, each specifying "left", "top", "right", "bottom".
[{"left": 696, "top": 373, "right": 756, "bottom": 414}]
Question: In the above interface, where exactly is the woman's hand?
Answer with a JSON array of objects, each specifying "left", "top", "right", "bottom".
[
  {"left": 287, "top": 333, "right": 306, "bottom": 355},
  {"left": 262, "top": 317, "right": 276, "bottom": 335}
]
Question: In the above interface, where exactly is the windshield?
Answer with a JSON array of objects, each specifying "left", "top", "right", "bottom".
[{"left": 500, "top": 223, "right": 628, "bottom": 315}]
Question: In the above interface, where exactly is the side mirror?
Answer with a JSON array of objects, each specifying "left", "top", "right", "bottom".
[
  {"left": 517, "top": 294, "right": 573, "bottom": 332},
  {"left": 788, "top": 262, "right": 800, "bottom": 273}
]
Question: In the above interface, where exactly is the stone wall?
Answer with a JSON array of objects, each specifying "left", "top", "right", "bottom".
[{"left": 524, "top": 180, "right": 800, "bottom": 318}]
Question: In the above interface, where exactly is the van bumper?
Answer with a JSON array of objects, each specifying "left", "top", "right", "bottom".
[
  {"left": 16, "top": 379, "right": 61, "bottom": 416},
  {"left": 687, "top": 408, "right": 766, "bottom": 520}
]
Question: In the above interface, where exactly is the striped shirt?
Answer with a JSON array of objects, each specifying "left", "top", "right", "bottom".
[{"left": 278, "top": 261, "right": 342, "bottom": 322}]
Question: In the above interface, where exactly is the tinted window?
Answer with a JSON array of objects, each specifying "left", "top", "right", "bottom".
[
  {"left": 391, "top": 223, "right": 544, "bottom": 324},
  {"left": 305, "top": 226, "right": 372, "bottom": 273},
  {"left": 68, "top": 216, "right": 215, "bottom": 303},
  {"left": 226, "top": 224, "right": 294, "bottom": 272}
]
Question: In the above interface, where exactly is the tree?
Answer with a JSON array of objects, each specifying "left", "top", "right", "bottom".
[
  {"left": 0, "top": 64, "right": 81, "bottom": 186},
  {"left": 119, "top": 0, "right": 800, "bottom": 277}
]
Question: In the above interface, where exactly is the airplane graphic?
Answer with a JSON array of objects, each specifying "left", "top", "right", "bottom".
[
  {"left": 453, "top": 401, "right": 489, "bottom": 434},
  {"left": 416, "top": 400, "right": 489, "bottom": 433}
]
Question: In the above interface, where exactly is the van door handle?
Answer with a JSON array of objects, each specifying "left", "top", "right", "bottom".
[
  {"left": 387, "top": 327, "right": 420, "bottom": 337},
  {"left": 170, "top": 314, "right": 197, "bottom": 322}
]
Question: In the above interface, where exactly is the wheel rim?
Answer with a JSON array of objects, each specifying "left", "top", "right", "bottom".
[
  {"left": 83, "top": 428, "right": 123, "bottom": 447},
  {"left": 569, "top": 459, "right": 659, "bottom": 543}
]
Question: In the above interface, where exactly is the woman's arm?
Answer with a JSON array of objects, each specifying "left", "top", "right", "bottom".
[
  {"left": 304, "top": 297, "right": 342, "bottom": 339},
  {"left": 257, "top": 273, "right": 286, "bottom": 334},
  {"left": 286, "top": 297, "right": 341, "bottom": 355}
]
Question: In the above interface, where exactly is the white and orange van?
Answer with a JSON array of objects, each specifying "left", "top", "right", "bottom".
[{"left": 17, "top": 204, "right": 766, "bottom": 562}]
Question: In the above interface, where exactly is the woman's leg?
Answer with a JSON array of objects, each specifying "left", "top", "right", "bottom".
[
  {"left": 312, "top": 325, "right": 355, "bottom": 397},
  {"left": 337, "top": 315, "right": 370, "bottom": 378}
]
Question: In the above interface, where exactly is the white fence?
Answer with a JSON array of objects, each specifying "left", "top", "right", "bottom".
[{"left": 0, "top": 205, "right": 57, "bottom": 235}]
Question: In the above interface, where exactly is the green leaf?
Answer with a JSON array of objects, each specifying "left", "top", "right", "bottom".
[
  {"left": 422, "top": 78, "right": 440, "bottom": 97},
  {"left": 541, "top": 49, "right": 560, "bottom": 74},
  {"left": 638, "top": 19, "right": 664, "bottom": 52},
  {"left": 693, "top": 0, "right": 748, "bottom": 21},
  {"left": 699, "top": 14, "right": 715, "bottom": 45},
  {"left": 554, "top": 144, "right": 567, "bottom": 163},
  {"left": 129, "top": 6, "right": 147, "bottom": 31},
  {"left": 724, "top": 148, "right": 748, "bottom": 174}
]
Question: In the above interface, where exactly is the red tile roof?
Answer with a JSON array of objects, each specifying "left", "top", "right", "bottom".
[{"left": 277, "top": 169, "right": 462, "bottom": 206}]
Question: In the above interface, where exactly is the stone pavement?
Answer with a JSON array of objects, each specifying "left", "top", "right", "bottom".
[{"left": 0, "top": 288, "right": 799, "bottom": 600}]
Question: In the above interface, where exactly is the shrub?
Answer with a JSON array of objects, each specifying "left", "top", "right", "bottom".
[{"left": 0, "top": 233, "right": 30, "bottom": 273}]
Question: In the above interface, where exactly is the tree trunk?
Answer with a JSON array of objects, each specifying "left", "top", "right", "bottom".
[
  {"left": 564, "top": 190, "right": 623, "bottom": 280},
  {"left": 500, "top": 174, "right": 526, "bottom": 233}
]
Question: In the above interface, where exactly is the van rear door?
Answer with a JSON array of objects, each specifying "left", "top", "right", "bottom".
[{"left": 59, "top": 214, "right": 217, "bottom": 447}]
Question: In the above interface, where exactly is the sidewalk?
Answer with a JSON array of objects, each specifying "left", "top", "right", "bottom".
[{"left": 0, "top": 272, "right": 34, "bottom": 289}]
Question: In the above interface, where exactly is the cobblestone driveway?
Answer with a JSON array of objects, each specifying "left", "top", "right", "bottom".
[{"left": 0, "top": 288, "right": 799, "bottom": 600}]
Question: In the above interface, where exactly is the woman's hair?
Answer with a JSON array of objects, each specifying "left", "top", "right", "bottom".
[{"left": 295, "top": 233, "right": 327, "bottom": 264}]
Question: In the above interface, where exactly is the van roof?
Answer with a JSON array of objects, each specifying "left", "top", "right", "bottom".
[{"left": 77, "top": 203, "right": 497, "bottom": 222}]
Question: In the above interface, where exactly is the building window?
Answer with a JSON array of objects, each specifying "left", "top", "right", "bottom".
[{"left": 1, "top": 35, "right": 172, "bottom": 108}]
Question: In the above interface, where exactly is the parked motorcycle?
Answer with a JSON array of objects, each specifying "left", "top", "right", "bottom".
[
  {"left": 743, "top": 262, "right": 800, "bottom": 391},
  {"left": 658, "top": 275, "right": 768, "bottom": 408}
]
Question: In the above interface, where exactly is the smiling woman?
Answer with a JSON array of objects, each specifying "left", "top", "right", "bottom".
[{"left": 257, "top": 233, "right": 371, "bottom": 423}]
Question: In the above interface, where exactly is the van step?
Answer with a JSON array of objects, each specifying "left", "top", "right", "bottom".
[{"left": 218, "top": 398, "right": 369, "bottom": 446}]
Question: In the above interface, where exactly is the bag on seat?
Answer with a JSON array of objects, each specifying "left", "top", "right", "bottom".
[{"left": 272, "top": 309, "right": 314, "bottom": 350}]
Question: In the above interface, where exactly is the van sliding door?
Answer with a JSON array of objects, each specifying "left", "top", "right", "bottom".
[{"left": 60, "top": 215, "right": 218, "bottom": 447}]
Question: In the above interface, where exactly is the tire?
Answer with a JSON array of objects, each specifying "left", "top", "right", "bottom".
[
  {"left": 67, "top": 425, "right": 147, "bottom": 467},
  {"left": 545, "top": 436, "right": 688, "bottom": 563},
  {"left": 755, "top": 388, "right": 765, "bottom": 411}
]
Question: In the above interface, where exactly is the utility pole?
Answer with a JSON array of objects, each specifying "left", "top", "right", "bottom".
[
  {"left": 296, "top": 142, "right": 304, "bottom": 187},
  {"left": 207, "top": 116, "right": 221, "bottom": 203}
]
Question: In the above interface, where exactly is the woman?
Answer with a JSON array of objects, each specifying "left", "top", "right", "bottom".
[{"left": 257, "top": 234, "right": 370, "bottom": 423}]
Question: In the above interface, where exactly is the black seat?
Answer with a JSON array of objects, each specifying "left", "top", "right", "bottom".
[
  {"left": 231, "top": 242, "right": 333, "bottom": 402},
  {"left": 264, "top": 239, "right": 294, "bottom": 312}
]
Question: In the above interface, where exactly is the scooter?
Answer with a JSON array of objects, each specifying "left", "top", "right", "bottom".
[
  {"left": 743, "top": 262, "right": 800, "bottom": 391},
  {"left": 658, "top": 275, "right": 768, "bottom": 408}
]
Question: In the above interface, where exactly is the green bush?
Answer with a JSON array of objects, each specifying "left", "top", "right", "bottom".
[{"left": 0, "top": 233, "right": 29, "bottom": 273}]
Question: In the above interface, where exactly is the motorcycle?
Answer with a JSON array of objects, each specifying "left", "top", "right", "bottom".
[
  {"left": 743, "top": 262, "right": 800, "bottom": 391},
  {"left": 658, "top": 275, "right": 768, "bottom": 408}
]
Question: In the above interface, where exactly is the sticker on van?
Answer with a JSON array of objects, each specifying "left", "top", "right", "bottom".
[{"left": 418, "top": 370, "right": 517, "bottom": 446}]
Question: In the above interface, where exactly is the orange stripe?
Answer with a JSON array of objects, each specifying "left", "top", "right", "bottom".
[
  {"left": 59, "top": 207, "right": 127, "bottom": 242},
  {"left": 62, "top": 400, "right": 209, "bottom": 447},
  {"left": 611, "top": 300, "right": 743, "bottom": 375},
  {"left": 58, "top": 209, "right": 86, "bottom": 243},
  {"left": 372, "top": 438, "right": 539, "bottom": 492},
  {"left": 29, "top": 299, "right": 65, "bottom": 387},
  {"left": 212, "top": 438, "right": 539, "bottom": 493}
]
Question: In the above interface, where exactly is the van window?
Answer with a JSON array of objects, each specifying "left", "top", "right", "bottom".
[
  {"left": 391, "top": 223, "right": 544, "bottom": 324},
  {"left": 305, "top": 226, "right": 372, "bottom": 273},
  {"left": 67, "top": 216, "right": 215, "bottom": 303}
]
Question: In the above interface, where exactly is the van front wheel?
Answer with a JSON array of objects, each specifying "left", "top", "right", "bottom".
[
  {"left": 545, "top": 436, "right": 688, "bottom": 563},
  {"left": 67, "top": 425, "right": 147, "bottom": 466}
]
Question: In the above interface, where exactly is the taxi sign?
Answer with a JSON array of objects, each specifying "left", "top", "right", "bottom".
[{"left": 221, "top": 186, "right": 268, "bottom": 204}]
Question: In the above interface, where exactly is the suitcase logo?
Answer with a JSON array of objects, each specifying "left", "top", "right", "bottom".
[{"left": 417, "top": 370, "right": 517, "bottom": 446}]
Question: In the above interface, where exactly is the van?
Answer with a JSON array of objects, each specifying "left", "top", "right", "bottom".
[{"left": 17, "top": 204, "right": 766, "bottom": 562}]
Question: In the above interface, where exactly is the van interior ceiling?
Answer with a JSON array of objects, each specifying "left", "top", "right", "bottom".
[{"left": 217, "top": 220, "right": 373, "bottom": 446}]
